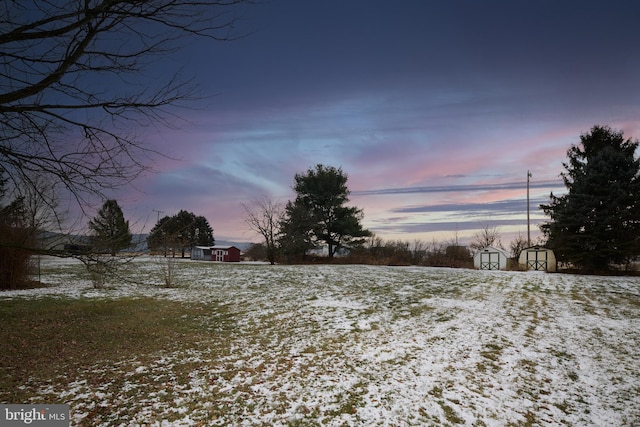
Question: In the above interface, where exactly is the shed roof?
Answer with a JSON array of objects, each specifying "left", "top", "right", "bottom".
[{"left": 474, "top": 246, "right": 510, "bottom": 257}]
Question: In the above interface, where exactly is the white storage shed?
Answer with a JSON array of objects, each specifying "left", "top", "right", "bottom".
[
  {"left": 474, "top": 246, "right": 510, "bottom": 270},
  {"left": 190, "top": 246, "right": 211, "bottom": 261},
  {"left": 518, "top": 246, "right": 557, "bottom": 272}
]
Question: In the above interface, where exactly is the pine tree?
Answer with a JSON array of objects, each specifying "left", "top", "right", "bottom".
[
  {"left": 89, "top": 200, "right": 133, "bottom": 256},
  {"left": 280, "top": 164, "right": 370, "bottom": 259},
  {"left": 147, "top": 211, "right": 214, "bottom": 258},
  {"left": 0, "top": 175, "right": 33, "bottom": 289},
  {"left": 541, "top": 125, "right": 640, "bottom": 272},
  {"left": 279, "top": 200, "right": 316, "bottom": 260}
]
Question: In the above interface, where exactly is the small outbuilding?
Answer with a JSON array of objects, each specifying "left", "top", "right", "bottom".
[
  {"left": 518, "top": 246, "right": 557, "bottom": 272},
  {"left": 210, "top": 245, "right": 241, "bottom": 262},
  {"left": 191, "top": 245, "right": 241, "bottom": 262},
  {"left": 474, "top": 246, "right": 509, "bottom": 270}
]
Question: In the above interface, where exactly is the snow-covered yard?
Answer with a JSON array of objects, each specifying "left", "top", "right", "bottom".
[{"left": 2, "top": 256, "right": 639, "bottom": 426}]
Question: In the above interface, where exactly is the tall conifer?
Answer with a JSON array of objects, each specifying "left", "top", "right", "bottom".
[
  {"left": 280, "top": 164, "right": 370, "bottom": 259},
  {"left": 89, "top": 200, "right": 133, "bottom": 256},
  {"left": 541, "top": 126, "right": 640, "bottom": 272}
]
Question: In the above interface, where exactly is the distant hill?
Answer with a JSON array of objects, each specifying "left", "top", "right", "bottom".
[
  {"left": 132, "top": 235, "right": 253, "bottom": 252},
  {"left": 215, "top": 241, "right": 254, "bottom": 251},
  {"left": 39, "top": 232, "right": 254, "bottom": 253}
]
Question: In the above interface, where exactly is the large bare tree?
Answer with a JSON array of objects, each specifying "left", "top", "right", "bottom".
[
  {"left": 243, "top": 197, "right": 283, "bottom": 265},
  {"left": 469, "top": 225, "right": 502, "bottom": 251},
  {"left": 509, "top": 231, "right": 528, "bottom": 263},
  {"left": 0, "top": 0, "right": 245, "bottom": 208}
]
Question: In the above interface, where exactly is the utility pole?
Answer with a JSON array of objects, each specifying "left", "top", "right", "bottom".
[
  {"left": 527, "top": 171, "right": 531, "bottom": 247},
  {"left": 153, "top": 209, "right": 164, "bottom": 223}
]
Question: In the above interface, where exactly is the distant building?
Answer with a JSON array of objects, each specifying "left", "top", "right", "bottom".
[
  {"left": 211, "top": 245, "right": 241, "bottom": 262},
  {"left": 37, "top": 231, "right": 91, "bottom": 254},
  {"left": 307, "top": 244, "right": 350, "bottom": 258},
  {"left": 190, "top": 246, "right": 212, "bottom": 261},
  {"left": 473, "top": 246, "right": 509, "bottom": 270},
  {"left": 518, "top": 246, "right": 557, "bottom": 272},
  {"left": 191, "top": 245, "right": 241, "bottom": 262}
]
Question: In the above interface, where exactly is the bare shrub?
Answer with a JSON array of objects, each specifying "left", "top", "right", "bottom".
[
  {"left": 158, "top": 256, "right": 180, "bottom": 288},
  {"left": 80, "top": 255, "right": 119, "bottom": 289}
]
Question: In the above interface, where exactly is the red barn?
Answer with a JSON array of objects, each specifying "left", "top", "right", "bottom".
[{"left": 210, "top": 245, "right": 241, "bottom": 262}]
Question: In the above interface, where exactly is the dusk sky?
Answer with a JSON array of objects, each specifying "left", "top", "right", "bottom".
[{"left": 113, "top": 0, "right": 640, "bottom": 246}]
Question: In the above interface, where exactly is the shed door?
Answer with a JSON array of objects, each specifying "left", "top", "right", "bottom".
[
  {"left": 480, "top": 252, "right": 500, "bottom": 270},
  {"left": 526, "top": 250, "right": 547, "bottom": 271},
  {"left": 215, "top": 250, "right": 225, "bottom": 262}
]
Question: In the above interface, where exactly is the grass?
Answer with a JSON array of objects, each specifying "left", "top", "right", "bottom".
[
  {"left": 0, "top": 296, "right": 233, "bottom": 404},
  {"left": 440, "top": 401, "right": 464, "bottom": 424}
]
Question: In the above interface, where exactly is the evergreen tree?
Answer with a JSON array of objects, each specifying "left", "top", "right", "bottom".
[
  {"left": 175, "top": 211, "right": 214, "bottom": 258},
  {"left": 279, "top": 200, "right": 316, "bottom": 260},
  {"left": 88, "top": 200, "right": 133, "bottom": 256},
  {"left": 0, "top": 174, "right": 33, "bottom": 289},
  {"left": 147, "top": 210, "right": 214, "bottom": 257},
  {"left": 541, "top": 125, "right": 640, "bottom": 272},
  {"left": 147, "top": 216, "right": 177, "bottom": 257},
  {"left": 280, "top": 164, "right": 370, "bottom": 259}
]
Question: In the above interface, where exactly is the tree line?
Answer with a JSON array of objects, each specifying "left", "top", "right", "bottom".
[
  {"left": 75, "top": 202, "right": 216, "bottom": 259},
  {"left": 244, "top": 217, "right": 529, "bottom": 269},
  {"left": 244, "top": 165, "right": 529, "bottom": 267}
]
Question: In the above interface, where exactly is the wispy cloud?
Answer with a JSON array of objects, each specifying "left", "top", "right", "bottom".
[
  {"left": 369, "top": 219, "right": 532, "bottom": 235},
  {"left": 352, "top": 179, "right": 563, "bottom": 196},
  {"left": 391, "top": 197, "right": 550, "bottom": 215}
]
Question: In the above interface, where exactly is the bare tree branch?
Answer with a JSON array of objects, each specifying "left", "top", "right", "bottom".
[
  {"left": 470, "top": 225, "right": 503, "bottom": 251},
  {"left": 1, "top": 0, "right": 248, "bottom": 210}
]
